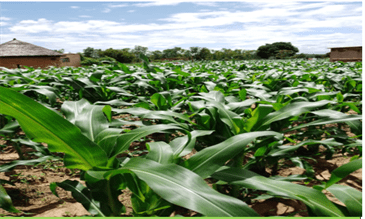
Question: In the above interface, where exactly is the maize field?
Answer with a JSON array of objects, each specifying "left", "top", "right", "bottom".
[{"left": 0, "top": 57, "right": 362, "bottom": 217}]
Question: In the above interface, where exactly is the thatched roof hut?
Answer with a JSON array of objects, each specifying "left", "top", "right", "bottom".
[
  {"left": 0, "top": 38, "right": 62, "bottom": 57},
  {"left": 0, "top": 38, "right": 81, "bottom": 69}
]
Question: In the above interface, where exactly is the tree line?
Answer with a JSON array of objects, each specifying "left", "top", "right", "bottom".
[{"left": 77, "top": 42, "right": 329, "bottom": 65}]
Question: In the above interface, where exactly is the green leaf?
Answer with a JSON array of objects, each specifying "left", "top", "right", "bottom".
[
  {"left": 51, "top": 180, "right": 106, "bottom": 216},
  {"left": 198, "top": 91, "right": 225, "bottom": 103},
  {"left": 244, "top": 104, "right": 274, "bottom": 132},
  {"left": 0, "top": 184, "right": 21, "bottom": 213},
  {"left": 268, "top": 138, "right": 343, "bottom": 157},
  {"left": 94, "top": 128, "right": 123, "bottom": 157},
  {"left": 253, "top": 100, "right": 334, "bottom": 131},
  {"left": 106, "top": 158, "right": 259, "bottom": 217},
  {"left": 0, "top": 156, "right": 57, "bottom": 172},
  {"left": 0, "top": 87, "right": 108, "bottom": 170},
  {"left": 227, "top": 99, "right": 257, "bottom": 114},
  {"left": 199, "top": 97, "right": 240, "bottom": 135},
  {"left": 112, "top": 107, "right": 151, "bottom": 117},
  {"left": 150, "top": 93, "right": 167, "bottom": 110},
  {"left": 75, "top": 104, "right": 110, "bottom": 142},
  {"left": 288, "top": 109, "right": 362, "bottom": 135},
  {"left": 212, "top": 167, "right": 344, "bottom": 217},
  {"left": 336, "top": 92, "right": 344, "bottom": 102},
  {"left": 142, "top": 111, "right": 190, "bottom": 129},
  {"left": 102, "top": 105, "right": 112, "bottom": 122},
  {"left": 23, "top": 88, "right": 58, "bottom": 106},
  {"left": 61, "top": 98, "right": 91, "bottom": 124},
  {"left": 326, "top": 184, "right": 362, "bottom": 216},
  {"left": 130, "top": 179, "right": 172, "bottom": 216},
  {"left": 0, "top": 120, "right": 19, "bottom": 135},
  {"left": 111, "top": 124, "right": 186, "bottom": 158},
  {"left": 110, "top": 119, "right": 145, "bottom": 128},
  {"left": 325, "top": 159, "right": 362, "bottom": 189},
  {"left": 184, "top": 131, "right": 282, "bottom": 178},
  {"left": 146, "top": 142, "right": 174, "bottom": 164},
  {"left": 95, "top": 99, "right": 135, "bottom": 107},
  {"left": 170, "top": 130, "right": 214, "bottom": 157},
  {"left": 89, "top": 72, "right": 103, "bottom": 82},
  {"left": 238, "top": 89, "right": 247, "bottom": 100},
  {"left": 119, "top": 63, "right": 132, "bottom": 73}
]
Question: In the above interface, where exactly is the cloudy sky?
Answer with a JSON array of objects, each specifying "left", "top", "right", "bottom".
[{"left": 0, "top": 1, "right": 362, "bottom": 54}]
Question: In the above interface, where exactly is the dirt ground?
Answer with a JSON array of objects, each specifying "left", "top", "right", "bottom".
[{"left": 0, "top": 141, "right": 362, "bottom": 217}]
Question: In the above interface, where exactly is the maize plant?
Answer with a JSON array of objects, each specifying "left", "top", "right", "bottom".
[{"left": 0, "top": 59, "right": 361, "bottom": 217}]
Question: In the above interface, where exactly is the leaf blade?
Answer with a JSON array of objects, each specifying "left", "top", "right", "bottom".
[{"left": 0, "top": 87, "right": 108, "bottom": 170}]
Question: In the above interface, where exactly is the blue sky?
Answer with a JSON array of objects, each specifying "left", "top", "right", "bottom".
[{"left": 0, "top": 1, "right": 362, "bottom": 54}]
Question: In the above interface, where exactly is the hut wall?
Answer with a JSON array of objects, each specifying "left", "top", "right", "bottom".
[
  {"left": 60, "top": 54, "right": 81, "bottom": 67},
  {"left": 0, "top": 56, "right": 61, "bottom": 69},
  {"left": 330, "top": 47, "right": 362, "bottom": 62}
]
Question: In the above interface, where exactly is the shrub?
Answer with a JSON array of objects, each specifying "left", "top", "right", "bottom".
[
  {"left": 81, "top": 56, "right": 117, "bottom": 66},
  {"left": 257, "top": 42, "right": 299, "bottom": 59}
]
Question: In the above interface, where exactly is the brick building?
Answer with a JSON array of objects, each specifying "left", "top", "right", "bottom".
[
  {"left": 0, "top": 38, "right": 80, "bottom": 68},
  {"left": 329, "top": 46, "right": 362, "bottom": 62}
]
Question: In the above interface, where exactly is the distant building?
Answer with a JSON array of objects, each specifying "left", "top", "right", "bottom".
[
  {"left": 60, "top": 53, "right": 81, "bottom": 67},
  {"left": 0, "top": 38, "right": 81, "bottom": 69},
  {"left": 329, "top": 46, "right": 362, "bottom": 62}
]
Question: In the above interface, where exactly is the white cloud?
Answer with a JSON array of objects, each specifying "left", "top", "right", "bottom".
[
  {"left": 101, "top": 3, "right": 128, "bottom": 13},
  {"left": 102, "top": 8, "right": 111, "bottom": 13},
  {"left": 109, "top": 4, "right": 128, "bottom": 8},
  {"left": 4, "top": 1, "right": 361, "bottom": 54},
  {"left": 70, "top": 6, "right": 79, "bottom": 9},
  {"left": 133, "top": 1, "right": 184, "bottom": 7},
  {"left": 10, "top": 3, "right": 362, "bottom": 36},
  {"left": 0, "top": 17, "right": 11, "bottom": 21},
  {"left": 79, "top": 15, "right": 92, "bottom": 18},
  {"left": 132, "top": 0, "right": 223, "bottom": 7},
  {"left": 127, "top": 10, "right": 135, "bottom": 13},
  {"left": 193, "top": 2, "right": 219, "bottom": 7},
  {"left": 304, "top": 5, "right": 347, "bottom": 17},
  {"left": 10, "top": 18, "right": 53, "bottom": 33}
]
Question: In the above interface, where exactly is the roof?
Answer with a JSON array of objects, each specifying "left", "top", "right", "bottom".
[
  {"left": 328, "top": 46, "right": 362, "bottom": 49},
  {"left": 0, "top": 38, "right": 62, "bottom": 57}
]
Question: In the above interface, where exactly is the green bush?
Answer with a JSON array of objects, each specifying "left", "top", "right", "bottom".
[
  {"left": 257, "top": 42, "right": 299, "bottom": 59},
  {"left": 81, "top": 56, "right": 117, "bottom": 66},
  {"left": 99, "top": 48, "right": 136, "bottom": 63}
]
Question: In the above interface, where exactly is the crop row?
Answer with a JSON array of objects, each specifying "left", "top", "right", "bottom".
[{"left": 0, "top": 58, "right": 362, "bottom": 216}]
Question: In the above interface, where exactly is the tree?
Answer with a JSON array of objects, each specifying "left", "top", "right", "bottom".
[
  {"left": 132, "top": 45, "right": 148, "bottom": 56},
  {"left": 276, "top": 50, "right": 293, "bottom": 59},
  {"left": 162, "top": 47, "right": 183, "bottom": 59},
  {"left": 212, "top": 50, "right": 224, "bottom": 60},
  {"left": 189, "top": 47, "right": 203, "bottom": 61},
  {"left": 53, "top": 49, "right": 65, "bottom": 54},
  {"left": 150, "top": 50, "right": 163, "bottom": 60},
  {"left": 196, "top": 47, "right": 212, "bottom": 60},
  {"left": 99, "top": 48, "right": 136, "bottom": 63},
  {"left": 83, "top": 47, "right": 101, "bottom": 58},
  {"left": 256, "top": 42, "right": 299, "bottom": 59},
  {"left": 220, "top": 48, "right": 235, "bottom": 60},
  {"left": 241, "top": 50, "right": 259, "bottom": 60},
  {"left": 183, "top": 49, "right": 192, "bottom": 60}
]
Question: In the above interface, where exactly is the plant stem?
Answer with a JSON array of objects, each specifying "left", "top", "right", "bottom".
[
  {"left": 13, "top": 141, "right": 25, "bottom": 160},
  {"left": 107, "top": 179, "right": 119, "bottom": 216},
  {"left": 230, "top": 151, "right": 244, "bottom": 198}
]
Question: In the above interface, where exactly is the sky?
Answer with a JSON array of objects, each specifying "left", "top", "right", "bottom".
[{"left": 0, "top": 1, "right": 362, "bottom": 54}]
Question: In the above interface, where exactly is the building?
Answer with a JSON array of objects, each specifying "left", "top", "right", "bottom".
[
  {"left": 329, "top": 46, "right": 362, "bottom": 62},
  {"left": 60, "top": 53, "right": 81, "bottom": 67},
  {"left": 0, "top": 38, "right": 81, "bottom": 69}
]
